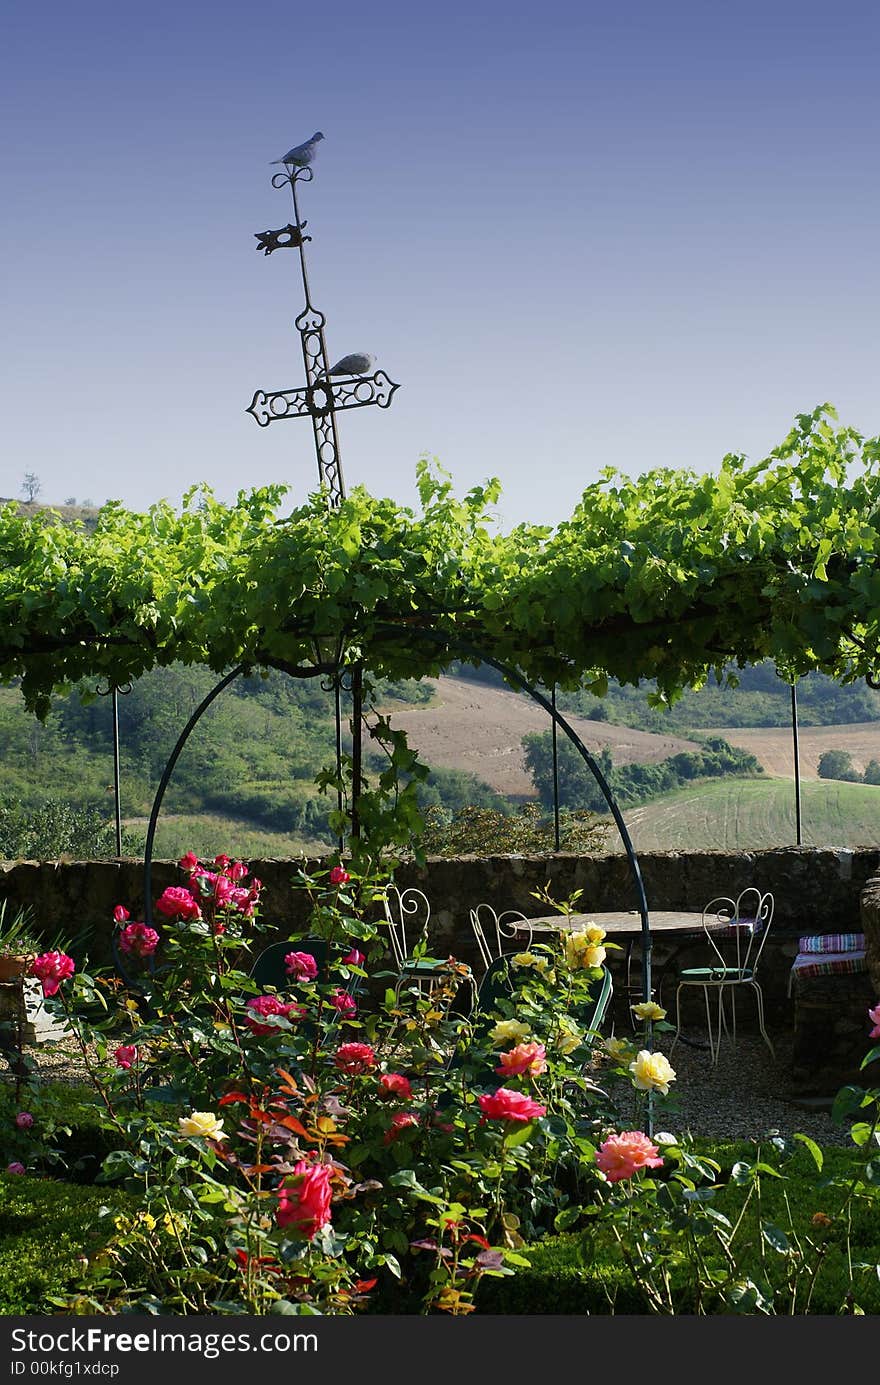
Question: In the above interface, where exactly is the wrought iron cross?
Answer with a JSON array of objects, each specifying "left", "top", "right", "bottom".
[{"left": 246, "top": 164, "right": 400, "bottom": 507}]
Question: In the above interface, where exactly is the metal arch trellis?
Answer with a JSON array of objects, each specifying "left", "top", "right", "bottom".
[
  {"left": 139, "top": 649, "right": 652, "bottom": 982},
  {"left": 137, "top": 641, "right": 656, "bottom": 1124}
]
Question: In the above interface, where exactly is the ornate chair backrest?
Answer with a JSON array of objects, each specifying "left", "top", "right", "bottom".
[
  {"left": 469, "top": 904, "right": 533, "bottom": 973},
  {"left": 382, "top": 886, "right": 431, "bottom": 969},
  {"left": 701, "top": 896, "right": 737, "bottom": 972},
  {"left": 733, "top": 887, "right": 774, "bottom": 975},
  {"left": 702, "top": 889, "right": 774, "bottom": 976}
]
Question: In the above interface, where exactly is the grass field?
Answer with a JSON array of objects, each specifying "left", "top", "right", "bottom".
[
  {"left": 611, "top": 775, "right": 880, "bottom": 852},
  {"left": 122, "top": 813, "right": 326, "bottom": 862}
]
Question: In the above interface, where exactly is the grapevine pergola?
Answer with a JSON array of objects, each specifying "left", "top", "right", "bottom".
[
  {"left": 4, "top": 406, "right": 879, "bottom": 711},
  {"left": 3, "top": 404, "right": 880, "bottom": 1015}
]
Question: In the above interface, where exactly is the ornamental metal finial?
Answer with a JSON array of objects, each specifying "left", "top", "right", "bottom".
[{"left": 247, "top": 137, "right": 400, "bottom": 508}]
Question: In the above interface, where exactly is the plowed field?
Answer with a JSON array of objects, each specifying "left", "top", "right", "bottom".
[{"left": 383, "top": 677, "right": 700, "bottom": 798}]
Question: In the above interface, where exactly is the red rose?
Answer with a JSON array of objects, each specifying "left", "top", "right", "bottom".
[
  {"left": 118, "top": 922, "right": 160, "bottom": 959},
  {"left": 477, "top": 1087, "right": 546, "bottom": 1124},
  {"left": 114, "top": 1044, "right": 139, "bottom": 1070},
  {"left": 155, "top": 886, "right": 202, "bottom": 921},
  {"left": 329, "top": 866, "right": 350, "bottom": 885},
  {"left": 276, "top": 1161, "right": 333, "bottom": 1240},
  {"left": 378, "top": 1073, "right": 412, "bottom": 1101},
  {"left": 384, "top": 1111, "right": 420, "bottom": 1144},
  {"left": 245, "top": 995, "right": 304, "bottom": 1036},
  {"left": 330, "top": 988, "right": 357, "bottom": 1016},
  {"left": 285, "top": 951, "right": 319, "bottom": 981},
  {"left": 30, "top": 951, "right": 75, "bottom": 997},
  {"left": 334, "top": 1042, "right": 376, "bottom": 1074}
]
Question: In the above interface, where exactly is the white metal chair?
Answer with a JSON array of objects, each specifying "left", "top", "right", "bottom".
[
  {"left": 670, "top": 887, "right": 775, "bottom": 1065},
  {"left": 382, "top": 885, "right": 459, "bottom": 999},
  {"left": 469, "top": 904, "right": 533, "bottom": 978}
]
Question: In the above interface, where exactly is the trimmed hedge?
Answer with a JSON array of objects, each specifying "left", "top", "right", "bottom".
[{"left": 0, "top": 1175, "right": 129, "bottom": 1313}]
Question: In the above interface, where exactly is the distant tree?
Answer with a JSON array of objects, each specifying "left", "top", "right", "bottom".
[
  {"left": 419, "top": 803, "right": 610, "bottom": 857},
  {"left": 587, "top": 704, "right": 609, "bottom": 721},
  {"left": 817, "top": 749, "right": 862, "bottom": 782},
  {"left": 863, "top": 759, "right": 880, "bottom": 785},
  {"left": 64, "top": 496, "right": 77, "bottom": 506},
  {"left": 21, "top": 473, "right": 41, "bottom": 503},
  {"left": 81, "top": 498, "right": 95, "bottom": 509}
]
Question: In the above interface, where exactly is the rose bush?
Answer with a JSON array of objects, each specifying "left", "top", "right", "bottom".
[{"left": 38, "top": 859, "right": 685, "bottom": 1316}]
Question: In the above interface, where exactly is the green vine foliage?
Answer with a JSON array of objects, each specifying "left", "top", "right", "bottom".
[{"left": 3, "top": 407, "right": 880, "bottom": 722}]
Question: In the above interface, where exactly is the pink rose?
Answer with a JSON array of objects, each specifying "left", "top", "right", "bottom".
[
  {"left": 869, "top": 1003, "right": 880, "bottom": 1040},
  {"left": 230, "top": 861, "right": 248, "bottom": 882},
  {"left": 245, "top": 995, "right": 304, "bottom": 1036},
  {"left": 213, "top": 875, "right": 236, "bottom": 906},
  {"left": 285, "top": 951, "right": 319, "bottom": 981},
  {"left": 276, "top": 1160, "right": 333, "bottom": 1239},
  {"left": 384, "top": 1111, "right": 420, "bottom": 1144},
  {"left": 6, "top": 1162, "right": 25, "bottom": 1176},
  {"left": 155, "top": 886, "right": 201, "bottom": 921},
  {"left": 329, "top": 866, "right": 350, "bottom": 885},
  {"left": 114, "top": 1044, "right": 139, "bottom": 1070},
  {"left": 112, "top": 904, "right": 130, "bottom": 924},
  {"left": 214, "top": 854, "right": 231, "bottom": 870},
  {"left": 179, "top": 851, "right": 199, "bottom": 873},
  {"left": 496, "top": 1042, "right": 547, "bottom": 1078},
  {"left": 334, "top": 1042, "right": 376, "bottom": 1074},
  {"left": 118, "top": 922, "right": 160, "bottom": 960},
  {"left": 330, "top": 988, "right": 357, "bottom": 1017},
  {"left": 379, "top": 1073, "right": 412, "bottom": 1101},
  {"left": 15, "top": 1112, "right": 34, "bottom": 1130},
  {"left": 248, "top": 878, "right": 262, "bottom": 899},
  {"left": 30, "top": 951, "right": 75, "bottom": 998},
  {"left": 477, "top": 1087, "right": 546, "bottom": 1124},
  {"left": 595, "top": 1130, "right": 664, "bottom": 1183},
  {"left": 342, "top": 948, "right": 365, "bottom": 966}
]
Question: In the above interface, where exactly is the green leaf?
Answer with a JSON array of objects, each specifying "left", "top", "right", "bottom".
[
  {"left": 793, "top": 1133, "right": 824, "bottom": 1172},
  {"left": 502, "top": 1121, "right": 537, "bottom": 1149},
  {"left": 760, "top": 1223, "right": 791, "bottom": 1254}
]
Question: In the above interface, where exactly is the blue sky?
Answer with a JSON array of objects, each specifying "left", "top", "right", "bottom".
[{"left": 2, "top": 0, "right": 878, "bottom": 530}]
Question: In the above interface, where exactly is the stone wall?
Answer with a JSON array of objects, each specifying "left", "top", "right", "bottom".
[
  {"left": 4, "top": 847, "right": 880, "bottom": 1094},
  {"left": 3, "top": 847, "right": 879, "bottom": 1009}
]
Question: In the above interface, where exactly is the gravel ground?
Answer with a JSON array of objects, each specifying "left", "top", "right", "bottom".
[
  {"left": 609, "top": 1023, "right": 855, "bottom": 1148},
  {"left": 3, "top": 1022, "right": 857, "bottom": 1151}
]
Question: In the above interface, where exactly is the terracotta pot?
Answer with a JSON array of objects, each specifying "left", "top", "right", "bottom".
[{"left": 0, "top": 954, "right": 29, "bottom": 982}]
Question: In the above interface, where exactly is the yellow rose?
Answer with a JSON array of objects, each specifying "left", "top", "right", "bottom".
[
  {"left": 488, "top": 1018, "right": 530, "bottom": 1047},
  {"left": 628, "top": 1050, "right": 676, "bottom": 1095},
  {"left": 555, "top": 1023, "right": 583, "bottom": 1055},
  {"left": 178, "top": 1111, "right": 226, "bottom": 1140},
  {"left": 582, "top": 923, "right": 607, "bottom": 946},
  {"left": 512, "top": 952, "right": 537, "bottom": 968},
  {"left": 604, "top": 1036, "right": 632, "bottom": 1061},
  {"left": 631, "top": 1001, "right": 667, "bottom": 1022},
  {"left": 564, "top": 931, "right": 607, "bottom": 970}
]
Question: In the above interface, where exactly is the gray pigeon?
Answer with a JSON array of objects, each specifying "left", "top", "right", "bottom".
[
  {"left": 327, "top": 352, "right": 376, "bottom": 376},
  {"left": 271, "top": 132, "right": 325, "bottom": 167}
]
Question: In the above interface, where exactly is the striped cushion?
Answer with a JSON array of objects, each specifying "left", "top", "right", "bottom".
[
  {"left": 790, "top": 950, "right": 867, "bottom": 980},
  {"left": 797, "top": 932, "right": 865, "bottom": 954}
]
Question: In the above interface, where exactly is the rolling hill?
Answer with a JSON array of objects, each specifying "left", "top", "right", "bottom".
[{"left": 382, "top": 676, "right": 701, "bottom": 798}]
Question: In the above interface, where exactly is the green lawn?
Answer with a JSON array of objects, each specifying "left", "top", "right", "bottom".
[{"left": 608, "top": 775, "right": 880, "bottom": 852}]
